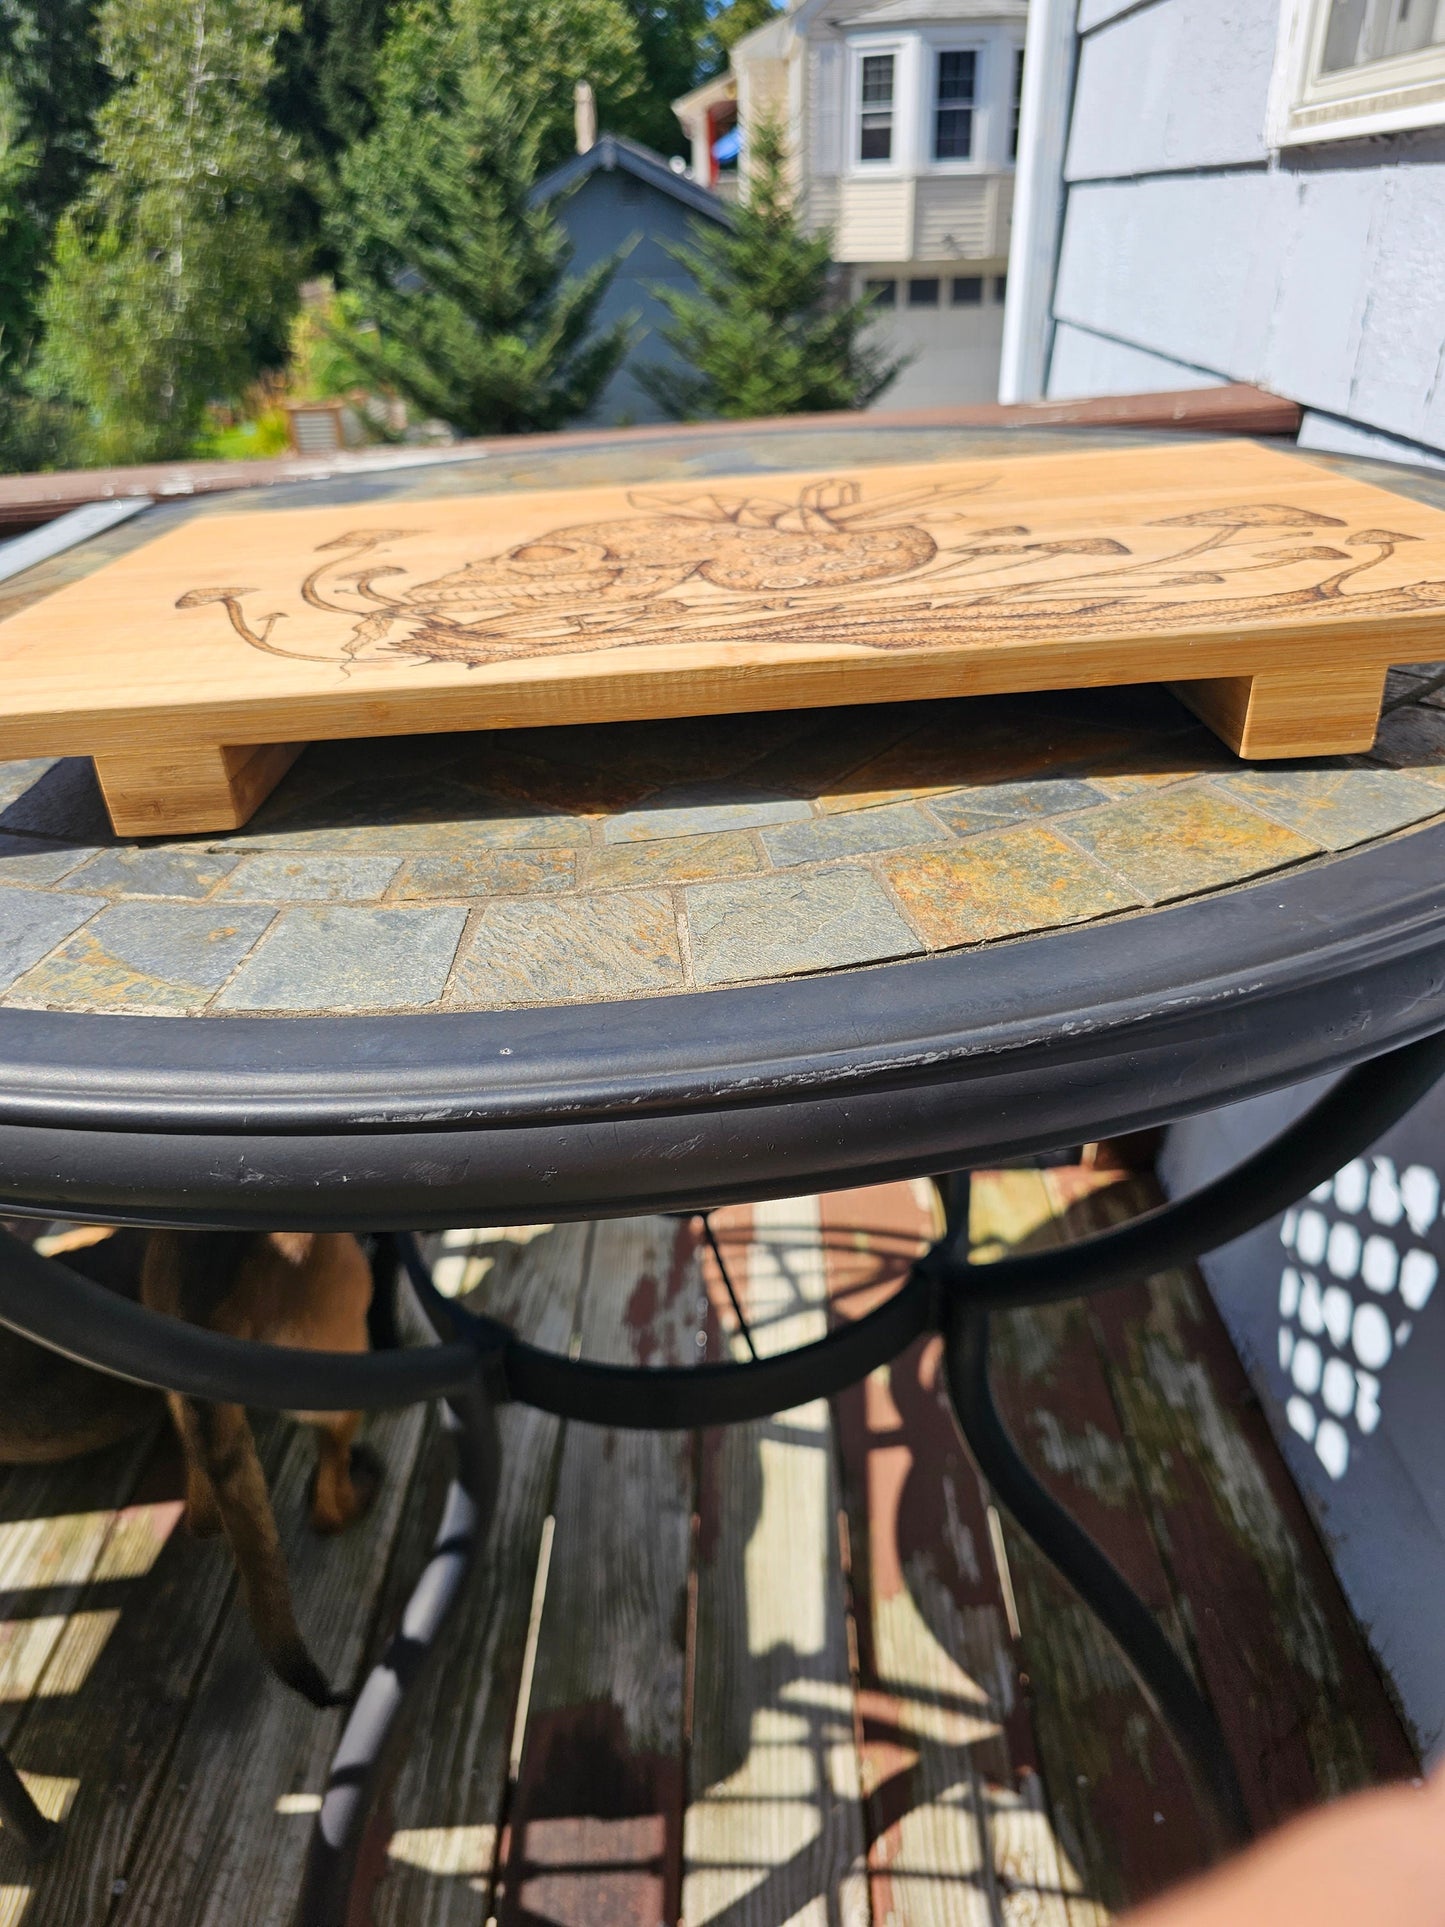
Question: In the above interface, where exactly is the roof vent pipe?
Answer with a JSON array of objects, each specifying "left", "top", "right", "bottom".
[{"left": 575, "top": 80, "right": 597, "bottom": 154}]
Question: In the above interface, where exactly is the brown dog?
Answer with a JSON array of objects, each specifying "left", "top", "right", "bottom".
[{"left": 141, "top": 1230, "right": 379, "bottom": 1706}]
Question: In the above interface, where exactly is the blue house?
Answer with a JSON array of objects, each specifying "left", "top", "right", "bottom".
[{"left": 532, "top": 134, "right": 734, "bottom": 426}]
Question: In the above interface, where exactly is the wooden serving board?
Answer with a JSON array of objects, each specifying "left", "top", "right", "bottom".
[{"left": 3, "top": 438, "right": 1445, "bottom": 838}]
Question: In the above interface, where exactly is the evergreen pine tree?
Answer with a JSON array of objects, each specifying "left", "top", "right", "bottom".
[
  {"left": 34, "top": 0, "right": 304, "bottom": 464},
  {"left": 639, "top": 117, "right": 902, "bottom": 419},
  {"left": 331, "top": 3, "right": 631, "bottom": 435}
]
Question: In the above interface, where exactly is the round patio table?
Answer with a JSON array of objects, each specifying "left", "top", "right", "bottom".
[{"left": 2, "top": 418, "right": 1445, "bottom": 1917}]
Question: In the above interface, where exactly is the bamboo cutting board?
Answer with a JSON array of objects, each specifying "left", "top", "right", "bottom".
[{"left": 3, "top": 438, "right": 1445, "bottom": 837}]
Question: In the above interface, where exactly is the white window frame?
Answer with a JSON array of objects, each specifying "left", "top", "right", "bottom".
[
  {"left": 848, "top": 38, "right": 910, "bottom": 173},
  {"left": 1268, "top": 0, "right": 1445, "bottom": 145}
]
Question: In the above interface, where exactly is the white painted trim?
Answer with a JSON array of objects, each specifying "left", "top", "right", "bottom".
[
  {"left": 1268, "top": 0, "right": 1445, "bottom": 145},
  {"left": 998, "top": 0, "right": 1076, "bottom": 403},
  {"left": 0, "top": 497, "right": 152, "bottom": 588}
]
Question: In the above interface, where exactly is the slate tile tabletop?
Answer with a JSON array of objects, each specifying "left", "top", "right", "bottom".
[{"left": 3, "top": 423, "right": 1444, "bottom": 1020}]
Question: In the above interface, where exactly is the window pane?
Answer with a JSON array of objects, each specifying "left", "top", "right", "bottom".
[
  {"left": 993, "top": 273, "right": 1008, "bottom": 302},
  {"left": 935, "top": 106, "right": 973, "bottom": 157},
  {"left": 908, "top": 277, "right": 941, "bottom": 306},
  {"left": 861, "top": 54, "right": 895, "bottom": 103},
  {"left": 951, "top": 275, "right": 983, "bottom": 305},
  {"left": 1011, "top": 48, "right": 1024, "bottom": 159},
  {"left": 937, "top": 50, "right": 977, "bottom": 102},
  {"left": 935, "top": 50, "right": 976, "bottom": 159},
  {"left": 860, "top": 115, "right": 893, "bottom": 160},
  {"left": 1321, "top": 0, "right": 1445, "bottom": 73},
  {"left": 864, "top": 277, "right": 897, "bottom": 307},
  {"left": 859, "top": 53, "right": 894, "bottom": 160}
]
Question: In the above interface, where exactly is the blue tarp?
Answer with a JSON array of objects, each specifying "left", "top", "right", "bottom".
[{"left": 711, "top": 128, "right": 740, "bottom": 163}]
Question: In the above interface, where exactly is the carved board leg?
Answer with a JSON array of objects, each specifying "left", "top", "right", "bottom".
[
  {"left": 93, "top": 742, "right": 302, "bottom": 838},
  {"left": 1172, "top": 663, "right": 1388, "bottom": 759}
]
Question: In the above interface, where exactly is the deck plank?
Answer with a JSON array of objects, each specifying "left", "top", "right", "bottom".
[
  {"left": 824, "top": 1181, "right": 1078, "bottom": 1927},
  {"left": 497, "top": 1215, "right": 700, "bottom": 1927},
  {"left": 685, "top": 1197, "right": 870, "bottom": 1927},
  {"left": 371, "top": 1222, "right": 596, "bottom": 1926},
  {"left": 973, "top": 1168, "right": 1203, "bottom": 1918},
  {"left": 105, "top": 1399, "right": 427, "bottom": 1925},
  {"left": 1051, "top": 1170, "right": 1418, "bottom": 1822}
]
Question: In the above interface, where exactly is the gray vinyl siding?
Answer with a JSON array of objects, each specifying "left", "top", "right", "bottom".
[
  {"left": 1046, "top": 0, "right": 1445, "bottom": 461},
  {"left": 549, "top": 169, "right": 722, "bottom": 427}
]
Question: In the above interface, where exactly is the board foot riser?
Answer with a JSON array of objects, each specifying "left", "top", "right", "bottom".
[
  {"left": 93, "top": 742, "right": 302, "bottom": 838},
  {"left": 1171, "top": 664, "right": 1389, "bottom": 759}
]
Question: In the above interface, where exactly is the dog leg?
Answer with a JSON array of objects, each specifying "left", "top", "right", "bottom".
[
  {"left": 166, "top": 1393, "right": 224, "bottom": 1538},
  {"left": 179, "top": 1394, "right": 338, "bottom": 1708},
  {"left": 307, "top": 1411, "right": 367, "bottom": 1535}
]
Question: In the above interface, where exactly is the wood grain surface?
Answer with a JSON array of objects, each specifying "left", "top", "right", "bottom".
[{"left": 3, "top": 440, "right": 1444, "bottom": 831}]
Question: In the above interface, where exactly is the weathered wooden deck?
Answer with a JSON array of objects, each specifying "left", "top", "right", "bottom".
[{"left": 0, "top": 1169, "right": 1416, "bottom": 1925}]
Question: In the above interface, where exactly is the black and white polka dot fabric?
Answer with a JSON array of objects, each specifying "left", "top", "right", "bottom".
[{"left": 1277, "top": 1157, "right": 1440, "bottom": 1480}]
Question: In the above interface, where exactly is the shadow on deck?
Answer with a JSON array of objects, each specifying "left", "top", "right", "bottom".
[{"left": 0, "top": 1169, "right": 1415, "bottom": 1924}]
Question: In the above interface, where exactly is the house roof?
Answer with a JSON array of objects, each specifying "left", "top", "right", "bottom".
[
  {"left": 797, "top": 0, "right": 1025, "bottom": 23},
  {"left": 532, "top": 134, "right": 733, "bottom": 225}
]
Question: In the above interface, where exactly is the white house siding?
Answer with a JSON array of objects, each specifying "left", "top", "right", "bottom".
[
  {"left": 912, "top": 174, "right": 996, "bottom": 254},
  {"left": 1045, "top": 0, "right": 1445, "bottom": 463},
  {"left": 836, "top": 176, "right": 917, "bottom": 257}
]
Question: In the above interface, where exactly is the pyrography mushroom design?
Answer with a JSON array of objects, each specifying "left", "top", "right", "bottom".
[{"left": 175, "top": 484, "right": 1445, "bottom": 669}]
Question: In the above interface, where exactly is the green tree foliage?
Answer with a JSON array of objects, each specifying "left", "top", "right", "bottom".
[
  {"left": 0, "top": 0, "right": 109, "bottom": 231},
  {"left": 455, "top": 0, "right": 642, "bottom": 171},
  {"left": 331, "top": 4, "right": 630, "bottom": 434},
  {"left": 0, "top": 84, "right": 42, "bottom": 372},
  {"left": 34, "top": 0, "right": 305, "bottom": 464},
  {"left": 639, "top": 117, "right": 902, "bottom": 420},
  {"left": 0, "top": 1, "right": 110, "bottom": 360},
  {"left": 609, "top": 0, "right": 708, "bottom": 155},
  {"left": 708, "top": 0, "right": 779, "bottom": 57}
]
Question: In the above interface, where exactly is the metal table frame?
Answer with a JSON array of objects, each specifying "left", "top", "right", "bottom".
[{"left": 1, "top": 1027, "right": 1443, "bottom": 1915}]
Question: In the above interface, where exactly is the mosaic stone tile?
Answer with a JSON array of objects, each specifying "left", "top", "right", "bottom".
[
  {"left": 741, "top": 703, "right": 934, "bottom": 795},
  {"left": 1369, "top": 704, "right": 1445, "bottom": 785},
  {"left": 0, "top": 759, "right": 56, "bottom": 815},
  {"left": 232, "top": 787, "right": 582, "bottom": 854},
  {"left": 450, "top": 892, "right": 684, "bottom": 1006},
  {"left": 685, "top": 868, "right": 921, "bottom": 987},
  {"left": 0, "top": 836, "right": 98, "bottom": 886},
  {"left": 70, "top": 845, "right": 241, "bottom": 899},
  {"left": 761, "top": 802, "right": 940, "bottom": 867},
  {"left": 215, "top": 854, "right": 403, "bottom": 902},
  {"left": 1078, "top": 729, "right": 1236, "bottom": 796},
  {"left": 928, "top": 777, "right": 1103, "bottom": 837},
  {"left": 817, "top": 709, "right": 1138, "bottom": 813},
  {"left": 0, "top": 757, "right": 113, "bottom": 844},
  {"left": 1064, "top": 784, "right": 1318, "bottom": 905},
  {"left": 503, "top": 710, "right": 811, "bottom": 793},
  {"left": 5, "top": 902, "right": 273, "bottom": 1013},
  {"left": 581, "top": 833, "right": 760, "bottom": 890},
  {"left": 398, "top": 850, "right": 575, "bottom": 898},
  {"left": 882, "top": 824, "right": 1139, "bottom": 948},
  {"left": 0, "top": 889, "right": 106, "bottom": 995},
  {"left": 215, "top": 906, "right": 466, "bottom": 1012},
  {"left": 1216, "top": 766, "right": 1445, "bottom": 852},
  {"left": 603, "top": 783, "right": 812, "bottom": 845}
]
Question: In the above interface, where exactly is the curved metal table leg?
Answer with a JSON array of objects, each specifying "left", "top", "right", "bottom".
[
  {"left": 296, "top": 1240, "right": 504, "bottom": 1927},
  {"left": 941, "top": 1290, "right": 1252, "bottom": 1856}
]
